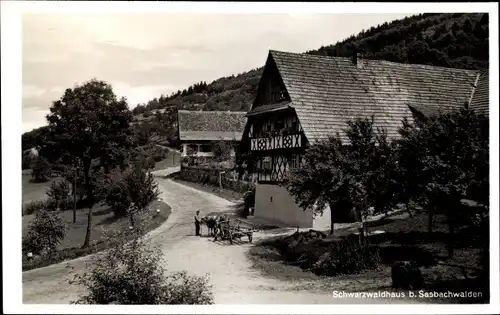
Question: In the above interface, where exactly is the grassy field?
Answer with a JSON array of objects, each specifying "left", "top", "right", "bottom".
[
  {"left": 247, "top": 212, "right": 487, "bottom": 303},
  {"left": 21, "top": 157, "right": 177, "bottom": 271},
  {"left": 22, "top": 200, "right": 171, "bottom": 271},
  {"left": 22, "top": 172, "right": 62, "bottom": 206}
]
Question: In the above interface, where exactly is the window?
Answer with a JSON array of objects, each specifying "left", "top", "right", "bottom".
[
  {"left": 289, "top": 154, "right": 301, "bottom": 169},
  {"left": 262, "top": 156, "right": 272, "bottom": 171},
  {"left": 279, "top": 90, "right": 286, "bottom": 101},
  {"left": 275, "top": 119, "right": 285, "bottom": 131},
  {"left": 199, "top": 145, "right": 212, "bottom": 153}
]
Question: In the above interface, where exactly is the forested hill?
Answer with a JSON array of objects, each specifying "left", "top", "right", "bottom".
[
  {"left": 308, "top": 13, "right": 489, "bottom": 69},
  {"left": 23, "top": 13, "right": 489, "bottom": 150},
  {"left": 130, "top": 12, "right": 488, "bottom": 116}
]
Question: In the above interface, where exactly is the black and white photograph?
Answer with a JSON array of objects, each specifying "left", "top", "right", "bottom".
[{"left": 2, "top": 1, "right": 498, "bottom": 314}]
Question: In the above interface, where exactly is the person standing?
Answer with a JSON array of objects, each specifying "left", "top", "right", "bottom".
[{"left": 194, "top": 210, "right": 201, "bottom": 236}]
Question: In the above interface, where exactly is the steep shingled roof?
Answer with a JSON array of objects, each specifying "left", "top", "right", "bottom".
[
  {"left": 266, "top": 50, "right": 480, "bottom": 143},
  {"left": 469, "top": 69, "right": 489, "bottom": 116},
  {"left": 177, "top": 110, "right": 247, "bottom": 141}
]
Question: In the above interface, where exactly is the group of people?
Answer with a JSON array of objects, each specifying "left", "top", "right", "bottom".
[{"left": 194, "top": 210, "right": 229, "bottom": 237}]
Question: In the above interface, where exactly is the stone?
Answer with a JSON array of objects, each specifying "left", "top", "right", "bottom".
[{"left": 391, "top": 260, "right": 425, "bottom": 290}]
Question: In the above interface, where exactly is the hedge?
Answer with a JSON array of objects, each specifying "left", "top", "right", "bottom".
[{"left": 176, "top": 166, "right": 253, "bottom": 194}]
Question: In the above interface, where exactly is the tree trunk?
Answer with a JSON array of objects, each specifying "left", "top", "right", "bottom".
[
  {"left": 428, "top": 205, "right": 434, "bottom": 234},
  {"left": 73, "top": 164, "right": 77, "bottom": 224},
  {"left": 82, "top": 160, "right": 94, "bottom": 249},
  {"left": 329, "top": 202, "right": 335, "bottom": 235},
  {"left": 130, "top": 213, "right": 135, "bottom": 227}
]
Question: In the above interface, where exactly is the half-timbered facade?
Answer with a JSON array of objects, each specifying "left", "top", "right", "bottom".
[
  {"left": 247, "top": 106, "right": 306, "bottom": 182},
  {"left": 239, "top": 49, "right": 489, "bottom": 228}
]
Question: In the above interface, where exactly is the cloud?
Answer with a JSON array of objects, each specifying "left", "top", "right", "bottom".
[
  {"left": 111, "top": 82, "right": 183, "bottom": 107},
  {"left": 22, "top": 108, "right": 50, "bottom": 133},
  {"left": 23, "top": 85, "right": 47, "bottom": 98},
  {"left": 22, "top": 13, "right": 411, "bottom": 133}
]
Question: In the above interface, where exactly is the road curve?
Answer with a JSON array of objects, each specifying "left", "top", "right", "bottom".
[{"left": 23, "top": 167, "right": 424, "bottom": 304}]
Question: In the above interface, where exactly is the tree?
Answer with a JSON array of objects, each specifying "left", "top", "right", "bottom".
[
  {"left": 104, "top": 166, "right": 159, "bottom": 226},
  {"left": 46, "top": 179, "right": 71, "bottom": 211},
  {"left": 283, "top": 135, "right": 353, "bottom": 235},
  {"left": 70, "top": 229, "right": 214, "bottom": 304},
  {"left": 397, "top": 107, "right": 489, "bottom": 257},
  {"left": 211, "top": 138, "right": 233, "bottom": 162},
  {"left": 125, "top": 167, "right": 160, "bottom": 227},
  {"left": 394, "top": 116, "right": 430, "bottom": 217},
  {"left": 283, "top": 117, "right": 397, "bottom": 236},
  {"left": 364, "top": 129, "right": 400, "bottom": 216},
  {"left": 44, "top": 79, "right": 133, "bottom": 248},
  {"left": 60, "top": 162, "right": 85, "bottom": 223}
]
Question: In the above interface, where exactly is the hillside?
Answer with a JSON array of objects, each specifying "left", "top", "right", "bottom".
[
  {"left": 131, "top": 13, "right": 488, "bottom": 115},
  {"left": 23, "top": 13, "right": 489, "bottom": 151}
]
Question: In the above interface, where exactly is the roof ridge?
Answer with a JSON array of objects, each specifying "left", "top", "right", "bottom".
[
  {"left": 178, "top": 110, "right": 247, "bottom": 114},
  {"left": 269, "top": 49, "right": 478, "bottom": 73},
  {"left": 264, "top": 49, "right": 481, "bottom": 144}
]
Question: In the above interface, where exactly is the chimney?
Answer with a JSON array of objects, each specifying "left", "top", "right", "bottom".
[{"left": 352, "top": 48, "right": 364, "bottom": 68}]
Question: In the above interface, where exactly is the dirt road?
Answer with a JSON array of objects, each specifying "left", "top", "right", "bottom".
[{"left": 23, "top": 168, "right": 423, "bottom": 304}]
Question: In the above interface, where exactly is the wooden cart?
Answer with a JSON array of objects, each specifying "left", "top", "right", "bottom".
[{"left": 213, "top": 219, "right": 256, "bottom": 244}]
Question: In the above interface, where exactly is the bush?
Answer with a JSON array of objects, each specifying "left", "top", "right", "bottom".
[
  {"left": 140, "top": 145, "right": 168, "bottom": 163},
  {"left": 22, "top": 210, "right": 66, "bottom": 255},
  {"left": 104, "top": 167, "right": 159, "bottom": 218},
  {"left": 266, "top": 231, "right": 380, "bottom": 276},
  {"left": 163, "top": 271, "right": 214, "bottom": 304},
  {"left": 22, "top": 152, "right": 32, "bottom": 170},
  {"left": 312, "top": 239, "right": 381, "bottom": 276},
  {"left": 22, "top": 200, "right": 47, "bottom": 216},
  {"left": 30, "top": 157, "right": 51, "bottom": 183},
  {"left": 126, "top": 167, "right": 160, "bottom": 210},
  {"left": 103, "top": 171, "right": 130, "bottom": 217},
  {"left": 46, "top": 180, "right": 70, "bottom": 202},
  {"left": 22, "top": 197, "right": 74, "bottom": 215},
  {"left": 46, "top": 196, "right": 73, "bottom": 211},
  {"left": 70, "top": 230, "right": 213, "bottom": 304}
]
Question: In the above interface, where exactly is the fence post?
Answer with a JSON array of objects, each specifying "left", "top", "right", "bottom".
[{"left": 219, "top": 171, "right": 225, "bottom": 192}]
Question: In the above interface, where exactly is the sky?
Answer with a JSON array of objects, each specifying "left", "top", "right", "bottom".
[{"left": 22, "top": 13, "right": 410, "bottom": 133}]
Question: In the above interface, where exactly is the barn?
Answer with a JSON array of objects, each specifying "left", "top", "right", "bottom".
[{"left": 177, "top": 110, "right": 247, "bottom": 158}]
